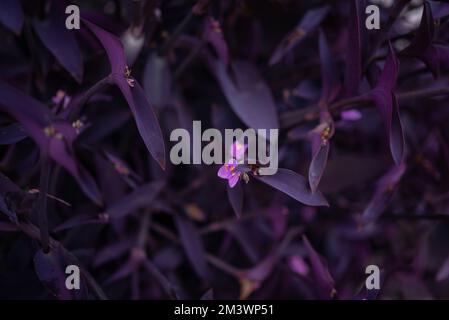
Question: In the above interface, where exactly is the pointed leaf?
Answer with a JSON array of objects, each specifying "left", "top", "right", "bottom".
[
  {"left": 82, "top": 18, "right": 166, "bottom": 169},
  {"left": 371, "top": 43, "right": 404, "bottom": 165},
  {"left": 256, "top": 169, "right": 329, "bottom": 206},
  {"left": 308, "top": 142, "right": 330, "bottom": 193}
]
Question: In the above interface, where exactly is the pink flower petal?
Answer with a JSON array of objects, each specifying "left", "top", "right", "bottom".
[
  {"left": 341, "top": 109, "right": 362, "bottom": 121},
  {"left": 228, "top": 172, "right": 241, "bottom": 188},
  {"left": 218, "top": 164, "right": 231, "bottom": 178}
]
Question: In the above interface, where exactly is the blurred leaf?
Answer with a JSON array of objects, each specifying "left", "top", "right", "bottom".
[
  {"left": 269, "top": 6, "right": 330, "bottom": 65},
  {"left": 362, "top": 163, "right": 406, "bottom": 225},
  {"left": 200, "top": 288, "right": 214, "bottom": 300},
  {"left": 227, "top": 182, "right": 243, "bottom": 218},
  {"left": 0, "top": 0, "right": 24, "bottom": 35},
  {"left": 212, "top": 60, "right": 279, "bottom": 136},
  {"left": 401, "top": 2, "right": 449, "bottom": 76},
  {"left": 0, "top": 221, "right": 18, "bottom": 232},
  {"left": 203, "top": 16, "right": 229, "bottom": 65},
  {"left": 436, "top": 254, "right": 449, "bottom": 282},
  {"left": 104, "top": 180, "right": 165, "bottom": 219},
  {"left": 318, "top": 30, "right": 340, "bottom": 103},
  {"left": 303, "top": 235, "right": 336, "bottom": 298},
  {"left": 344, "top": 0, "right": 364, "bottom": 96},
  {"left": 33, "top": 1, "right": 83, "bottom": 82},
  {"left": 174, "top": 215, "right": 210, "bottom": 279},
  {"left": 0, "top": 123, "right": 27, "bottom": 145},
  {"left": 53, "top": 214, "right": 102, "bottom": 232},
  {"left": 143, "top": 52, "right": 172, "bottom": 109}
]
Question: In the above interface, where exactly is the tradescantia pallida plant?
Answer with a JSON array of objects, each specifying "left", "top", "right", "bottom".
[{"left": 1, "top": 0, "right": 449, "bottom": 300}]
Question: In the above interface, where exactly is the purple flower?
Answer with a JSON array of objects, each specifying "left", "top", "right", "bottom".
[
  {"left": 52, "top": 90, "right": 71, "bottom": 109},
  {"left": 217, "top": 142, "right": 248, "bottom": 188},
  {"left": 218, "top": 159, "right": 241, "bottom": 188}
]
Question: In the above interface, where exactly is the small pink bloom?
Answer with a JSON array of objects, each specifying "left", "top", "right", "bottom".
[
  {"left": 218, "top": 159, "right": 241, "bottom": 188},
  {"left": 52, "top": 90, "right": 71, "bottom": 109},
  {"left": 288, "top": 255, "right": 309, "bottom": 276},
  {"left": 341, "top": 109, "right": 362, "bottom": 121}
]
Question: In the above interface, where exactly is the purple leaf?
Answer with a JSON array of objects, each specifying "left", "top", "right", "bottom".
[
  {"left": 256, "top": 169, "right": 329, "bottom": 207},
  {"left": 269, "top": 6, "right": 330, "bottom": 65},
  {"left": 34, "top": 249, "right": 64, "bottom": 297},
  {"left": 302, "top": 235, "right": 336, "bottom": 298},
  {"left": 227, "top": 182, "right": 243, "bottom": 218},
  {"left": 174, "top": 215, "right": 210, "bottom": 279},
  {"left": 401, "top": 2, "right": 449, "bottom": 76},
  {"left": 308, "top": 142, "right": 330, "bottom": 194},
  {"left": 82, "top": 18, "right": 166, "bottom": 169},
  {"left": 33, "top": 1, "right": 83, "bottom": 83},
  {"left": 390, "top": 94, "right": 405, "bottom": 165},
  {"left": 33, "top": 247, "right": 73, "bottom": 299},
  {"left": 212, "top": 60, "right": 279, "bottom": 135},
  {"left": 0, "top": 0, "right": 24, "bottom": 35}
]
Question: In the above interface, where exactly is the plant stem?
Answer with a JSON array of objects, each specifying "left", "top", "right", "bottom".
[
  {"left": 157, "top": 0, "right": 211, "bottom": 56},
  {"left": 68, "top": 76, "right": 112, "bottom": 121},
  {"left": 150, "top": 222, "right": 241, "bottom": 278},
  {"left": 280, "top": 87, "right": 449, "bottom": 130},
  {"left": 173, "top": 40, "right": 205, "bottom": 80},
  {"left": 36, "top": 156, "right": 51, "bottom": 253}
]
